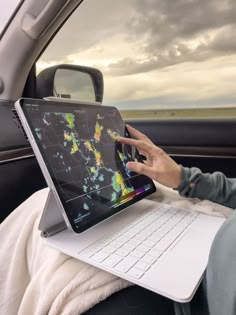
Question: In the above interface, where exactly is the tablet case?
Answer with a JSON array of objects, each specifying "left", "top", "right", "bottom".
[{"left": 38, "top": 190, "right": 67, "bottom": 237}]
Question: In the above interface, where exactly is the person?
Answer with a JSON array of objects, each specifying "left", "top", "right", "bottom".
[{"left": 116, "top": 125, "right": 236, "bottom": 315}]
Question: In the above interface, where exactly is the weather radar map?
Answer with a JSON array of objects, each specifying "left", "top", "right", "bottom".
[{"left": 25, "top": 103, "right": 153, "bottom": 231}]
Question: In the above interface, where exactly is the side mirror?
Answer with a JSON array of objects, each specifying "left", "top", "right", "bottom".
[{"left": 36, "top": 64, "right": 104, "bottom": 103}]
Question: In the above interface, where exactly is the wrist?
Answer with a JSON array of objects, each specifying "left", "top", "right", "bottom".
[{"left": 174, "top": 165, "right": 190, "bottom": 191}]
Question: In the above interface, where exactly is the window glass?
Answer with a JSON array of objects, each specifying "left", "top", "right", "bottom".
[
  {"left": 37, "top": 0, "right": 236, "bottom": 118},
  {"left": 0, "top": 0, "right": 22, "bottom": 34},
  {"left": 54, "top": 69, "right": 95, "bottom": 101}
]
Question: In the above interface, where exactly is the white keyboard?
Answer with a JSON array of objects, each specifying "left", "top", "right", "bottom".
[{"left": 79, "top": 204, "right": 198, "bottom": 280}]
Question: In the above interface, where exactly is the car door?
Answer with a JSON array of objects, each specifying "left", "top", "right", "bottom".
[{"left": 0, "top": 0, "right": 84, "bottom": 222}]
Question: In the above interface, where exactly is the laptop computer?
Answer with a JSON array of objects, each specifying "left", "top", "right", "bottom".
[{"left": 15, "top": 98, "right": 225, "bottom": 302}]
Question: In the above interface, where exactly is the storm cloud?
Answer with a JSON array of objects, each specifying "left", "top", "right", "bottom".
[
  {"left": 40, "top": 0, "right": 136, "bottom": 62},
  {"left": 39, "top": 0, "right": 236, "bottom": 107},
  {"left": 130, "top": 0, "right": 236, "bottom": 48},
  {"left": 40, "top": 0, "right": 236, "bottom": 76},
  {"left": 104, "top": 0, "right": 236, "bottom": 75}
]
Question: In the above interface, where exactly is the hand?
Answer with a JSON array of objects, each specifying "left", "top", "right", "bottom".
[{"left": 118, "top": 125, "right": 181, "bottom": 188}]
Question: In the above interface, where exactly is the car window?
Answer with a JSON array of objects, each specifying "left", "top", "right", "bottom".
[
  {"left": 0, "top": 0, "right": 22, "bottom": 34},
  {"left": 37, "top": 0, "right": 236, "bottom": 119}
]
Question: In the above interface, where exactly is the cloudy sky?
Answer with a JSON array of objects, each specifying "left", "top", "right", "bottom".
[{"left": 39, "top": 0, "right": 236, "bottom": 109}]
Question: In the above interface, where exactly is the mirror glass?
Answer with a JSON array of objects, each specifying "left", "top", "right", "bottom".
[{"left": 54, "top": 69, "right": 96, "bottom": 101}]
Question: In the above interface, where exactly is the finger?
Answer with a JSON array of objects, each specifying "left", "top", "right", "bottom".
[
  {"left": 143, "top": 158, "right": 152, "bottom": 166},
  {"left": 126, "top": 161, "right": 156, "bottom": 179},
  {"left": 118, "top": 137, "right": 155, "bottom": 156},
  {"left": 138, "top": 150, "right": 146, "bottom": 157},
  {"left": 126, "top": 125, "right": 152, "bottom": 143}
]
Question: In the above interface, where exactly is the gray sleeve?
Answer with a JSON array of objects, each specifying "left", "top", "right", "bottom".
[{"left": 176, "top": 166, "right": 236, "bottom": 209}]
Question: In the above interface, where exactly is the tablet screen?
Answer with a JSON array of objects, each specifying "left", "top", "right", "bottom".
[{"left": 20, "top": 99, "right": 156, "bottom": 232}]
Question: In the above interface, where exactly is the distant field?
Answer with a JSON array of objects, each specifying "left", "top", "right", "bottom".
[{"left": 120, "top": 107, "right": 236, "bottom": 119}]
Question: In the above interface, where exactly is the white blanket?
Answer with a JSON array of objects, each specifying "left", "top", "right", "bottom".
[{"left": 0, "top": 184, "right": 232, "bottom": 315}]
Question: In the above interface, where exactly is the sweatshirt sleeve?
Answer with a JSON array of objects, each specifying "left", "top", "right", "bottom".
[{"left": 176, "top": 166, "right": 236, "bottom": 209}]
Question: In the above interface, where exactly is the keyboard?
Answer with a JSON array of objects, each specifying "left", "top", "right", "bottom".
[{"left": 79, "top": 204, "right": 199, "bottom": 280}]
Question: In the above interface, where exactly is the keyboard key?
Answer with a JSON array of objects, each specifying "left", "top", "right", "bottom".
[
  {"left": 147, "top": 235, "right": 161, "bottom": 243},
  {"left": 115, "top": 248, "right": 129, "bottom": 257},
  {"left": 168, "top": 217, "right": 181, "bottom": 225},
  {"left": 104, "top": 235, "right": 117, "bottom": 243},
  {"left": 128, "top": 227, "right": 141, "bottom": 234},
  {"left": 159, "top": 206, "right": 170, "bottom": 212},
  {"left": 189, "top": 212, "right": 198, "bottom": 219},
  {"left": 130, "top": 249, "right": 145, "bottom": 259},
  {"left": 80, "top": 243, "right": 102, "bottom": 258},
  {"left": 134, "top": 261, "right": 151, "bottom": 271},
  {"left": 154, "top": 240, "right": 171, "bottom": 252},
  {"left": 87, "top": 243, "right": 104, "bottom": 252},
  {"left": 127, "top": 267, "right": 144, "bottom": 279},
  {"left": 122, "top": 231, "right": 136, "bottom": 238},
  {"left": 178, "top": 219, "right": 191, "bottom": 228},
  {"left": 139, "top": 230, "right": 152, "bottom": 237},
  {"left": 154, "top": 228, "right": 184, "bottom": 251},
  {"left": 136, "top": 244, "right": 150, "bottom": 253},
  {"left": 116, "top": 236, "right": 129, "bottom": 244},
  {"left": 168, "top": 207, "right": 179, "bottom": 215},
  {"left": 101, "top": 246, "right": 116, "bottom": 254},
  {"left": 103, "top": 254, "right": 123, "bottom": 267},
  {"left": 153, "top": 230, "right": 166, "bottom": 238},
  {"left": 79, "top": 249, "right": 95, "bottom": 258},
  {"left": 109, "top": 240, "right": 123, "bottom": 249},
  {"left": 143, "top": 217, "right": 155, "bottom": 224},
  {"left": 162, "top": 213, "right": 171, "bottom": 220},
  {"left": 161, "top": 224, "right": 173, "bottom": 233},
  {"left": 148, "top": 225, "right": 158, "bottom": 233},
  {"left": 115, "top": 256, "right": 138, "bottom": 273},
  {"left": 128, "top": 238, "right": 142, "bottom": 246},
  {"left": 122, "top": 243, "right": 136, "bottom": 252},
  {"left": 91, "top": 251, "right": 110, "bottom": 263},
  {"left": 148, "top": 248, "right": 163, "bottom": 258},
  {"left": 153, "top": 217, "right": 167, "bottom": 226},
  {"left": 134, "top": 234, "right": 147, "bottom": 242},
  {"left": 142, "top": 239, "right": 156, "bottom": 248},
  {"left": 141, "top": 254, "right": 157, "bottom": 265},
  {"left": 136, "top": 221, "right": 150, "bottom": 229},
  {"left": 163, "top": 220, "right": 176, "bottom": 228},
  {"left": 179, "top": 209, "right": 189, "bottom": 216}
]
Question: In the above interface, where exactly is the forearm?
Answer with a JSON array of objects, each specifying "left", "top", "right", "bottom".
[{"left": 177, "top": 166, "right": 236, "bottom": 209}]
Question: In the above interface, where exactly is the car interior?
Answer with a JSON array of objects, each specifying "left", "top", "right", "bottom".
[{"left": 1, "top": 0, "right": 236, "bottom": 314}]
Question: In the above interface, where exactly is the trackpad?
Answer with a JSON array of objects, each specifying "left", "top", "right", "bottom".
[{"left": 142, "top": 228, "right": 209, "bottom": 302}]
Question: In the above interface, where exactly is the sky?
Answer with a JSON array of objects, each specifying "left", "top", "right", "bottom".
[{"left": 38, "top": 0, "right": 236, "bottom": 109}]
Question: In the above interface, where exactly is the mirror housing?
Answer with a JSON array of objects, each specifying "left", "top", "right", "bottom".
[{"left": 36, "top": 64, "right": 104, "bottom": 103}]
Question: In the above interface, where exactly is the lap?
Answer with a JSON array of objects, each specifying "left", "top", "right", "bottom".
[
  {"left": 83, "top": 282, "right": 209, "bottom": 315},
  {"left": 83, "top": 285, "right": 174, "bottom": 315},
  {"left": 207, "top": 210, "right": 236, "bottom": 315}
]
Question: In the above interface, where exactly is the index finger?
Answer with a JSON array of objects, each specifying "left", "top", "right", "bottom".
[
  {"left": 126, "top": 125, "right": 152, "bottom": 144},
  {"left": 117, "top": 137, "right": 155, "bottom": 156}
]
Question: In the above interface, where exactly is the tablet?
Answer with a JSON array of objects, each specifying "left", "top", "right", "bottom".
[{"left": 15, "top": 98, "right": 156, "bottom": 233}]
